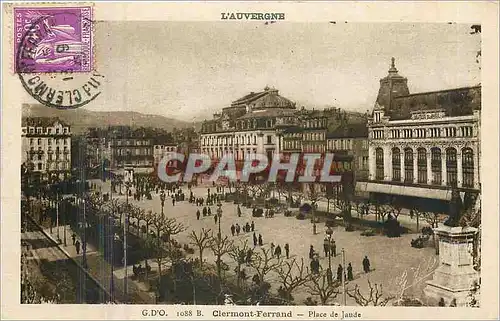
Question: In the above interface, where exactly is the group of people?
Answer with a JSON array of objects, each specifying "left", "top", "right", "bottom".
[
  {"left": 269, "top": 242, "right": 290, "bottom": 259},
  {"left": 230, "top": 221, "right": 255, "bottom": 236},
  {"left": 71, "top": 232, "right": 86, "bottom": 255}
]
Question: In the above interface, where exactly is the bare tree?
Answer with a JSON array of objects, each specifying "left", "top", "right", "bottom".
[
  {"left": 274, "top": 257, "right": 311, "bottom": 303},
  {"left": 347, "top": 279, "right": 395, "bottom": 306},
  {"left": 409, "top": 207, "right": 424, "bottom": 232},
  {"left": 162, "top": 217, "right": 186, "bottom": 242},
  {"left": 228, "top": 239, "right": 252, "bottom": 288},
  {"left": 188, "top": 228, "right": 212, "bottom": 269},
  {"left": 209, "top": 233, "right": 234, "bottom": 283},
  {"left": 249, "top": 247, "right": 281, "bottom": 284},
  {"left": 423, "top": 211, "right": 447, "bottom": 229},
  {"left": 305, "top": 272, "right": 340, "bottom": 305},
  {"left": 379, "top": 204, "right": 393, "bottom": 222}
]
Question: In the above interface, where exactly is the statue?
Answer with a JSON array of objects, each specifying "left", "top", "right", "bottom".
[{"left": 444, "top": 187, "right": 463, "bottom": 227}]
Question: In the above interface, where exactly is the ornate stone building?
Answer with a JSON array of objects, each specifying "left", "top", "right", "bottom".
[
  {"left": 360, "top": 58, "right": 481, "bottom": 206},
  {"left": 200, "top": 86, "right": 298, "bottom": 164},
  {"left": 21, "top": 117, "right": 72, "bottom": 180}
]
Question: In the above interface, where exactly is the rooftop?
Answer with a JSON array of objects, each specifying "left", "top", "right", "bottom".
[
  {"left": 231, "top": 86, "right": 296, "bottom": 110},
  {"left": 22, "top": 117, "right": 69, "bottom": 128},
  {"left": 390, "top": 85, "right": 481, "bottom": 120}
]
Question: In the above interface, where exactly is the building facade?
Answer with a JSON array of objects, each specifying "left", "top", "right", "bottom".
[
  {"left": 326, "top": 123, "right": 369, "bottom": 182},
  {"left": 200, "top": 86, "right": 298, "bottom": 163},
  {"left": 21, "top": 117, "right": 72, "bottom": 180},
  {"left": 360, "top": 58, "right": 481, "bottom": 206}
]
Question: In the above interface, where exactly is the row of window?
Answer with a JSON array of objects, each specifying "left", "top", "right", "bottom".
[
  {"left": 113, "top": 140, "right": 151, "bottom": 146},
  {"left": 202, "top": 135, "right": 275, "bottom": 147},
  {"left": 303, "top": 132, "right": 325, "bottom": 141},
  {"left": 283, "top": 140, "right": 301, "bottom": 150},
  {"left": 302, "top": 144, "right": 326, "bottom": 153},
  {"left": 29, "top": 138, "right": 69, "bottom": 146},
  {"left": 377, "top": 126, "right": 475, "bottom": 139},
  {"left": 154, "top": 146, "right": 176, "bottom": 151},
  {"left": 114, "top": 148, "right": 152, "bottom": 156},
  {"left": 303, "top": 118, "right": 327, "bottom": 129},
  {"left": 375, "top": 147, "right": 475, "bottom": 187},
  {"left": 30, "top": 153, "right": 69, "bottom": 161},
  {"left": 31, "top": 162, "right": 70, "bottom": 171},
  {"left": 29, "top": 146, "right": 69, "bottom": 153},
  {"left": 23, "top": 127, "right": 69, "bottom": 135}
]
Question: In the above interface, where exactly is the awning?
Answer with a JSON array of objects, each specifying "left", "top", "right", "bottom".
[{"left": 356, "top": 181, "right": 452, "bottom": 201}]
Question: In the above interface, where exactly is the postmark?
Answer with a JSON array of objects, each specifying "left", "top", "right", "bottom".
[{"left": 15, "top": 6, "right": 104, "bottom": 109}]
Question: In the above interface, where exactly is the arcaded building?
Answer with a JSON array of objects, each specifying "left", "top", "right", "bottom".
[{"left": 359, "top": 58, "right": 481, "bottom": 208}]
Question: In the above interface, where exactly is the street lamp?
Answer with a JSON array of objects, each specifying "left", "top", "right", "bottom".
[
  {"left": 325, "top": 227, "right": 334, "bottom": 270},
  {"left": 123, "top": 168, "right": 134, "bottom": 301},
  {"left": 216, "top": 201, "right": 222, "bottom": 241},
  {"left": 160, "top": 190, "right": 166, "bottom": 219}
]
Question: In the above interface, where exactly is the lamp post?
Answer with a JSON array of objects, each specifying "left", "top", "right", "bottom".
[
  {"left": 160, "top": 190, "right": 165, "bottom": 219},
  {"left": 81, "top": 198, "right": 87, "bottom": 269},
  {"left": 326, "top": 227, "right": 333, "bottom": 270},
  {"left": 216, "top": 201, "right": 222, "bottom": 241},
  {"left": 123, "top": 168, "right": 134, "bottom": 301},
  {"left": 341, "top": 248, "right": 346, "bottom": 306}
]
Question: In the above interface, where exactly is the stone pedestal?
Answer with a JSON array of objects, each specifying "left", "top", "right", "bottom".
[{"left": 424, "top": 224, "right": 479, "bottom": 307}]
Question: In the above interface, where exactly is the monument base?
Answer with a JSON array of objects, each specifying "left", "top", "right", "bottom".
[{"left": 423, "top": 224, "right": 479, "bottom": 307}]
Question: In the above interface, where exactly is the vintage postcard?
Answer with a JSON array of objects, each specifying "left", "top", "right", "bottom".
[{"left": 1, "top": 1, "right": 499, "bottom": 320}]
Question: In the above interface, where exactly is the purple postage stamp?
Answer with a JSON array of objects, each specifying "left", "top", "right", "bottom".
[{"left": 14, "top": 6, "right": 93, "bottom": 73}]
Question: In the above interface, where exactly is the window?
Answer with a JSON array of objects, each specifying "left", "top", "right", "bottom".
[
  {"left": 48, "top": 139, "right": 52, "bottom": 146},
  {"left": 404, "top": 148, "right": 414, "bottom": 183},
  {"left": 462, "top": 148, "right": 474, "bottom": 188},
  {"left": 37, "top": 138, "right": 41, "bottom": 145},
  {"left": 37, "top": 163, "right": 42, "bottom": 170},
  {"left": 30, "top": 138, "right": 34, "bottom": 145},
  {"left": 446, "top": 148, "right": 458, "bottom": 187},
  {"left": 267, "top": 135, "right": 272, "bottom": 144},
  {"left": 417, "top": 148, "right": 427, "bottom": 184},
  {"left": 56, "top": 128, "right": 60, "bottom": 134},
  {"left": 38, "top": 154, "right": 42, "bottom": 161},
  {"left": 375, "top": 148, "right": 384, "bottom": 180},
  {"left": 392, "top": 148, "right": 401, "bottom": 181},
  {"left": 47, "top": 128, "right": 52, "bottom": 134}
]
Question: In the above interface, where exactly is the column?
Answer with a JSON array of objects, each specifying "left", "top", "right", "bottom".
[
  {"left": 426, "top": 149, "right": 432, "bottom": 185},
  {"left": 368, "top": 145, "right": 375, "bottom": 180},
  {"left": 400, "top": 149, "right": 405, "bottom": 182},
  {"left": 473, "top": 144, "right": 480, "bottom": 189},
  {"left": 384, "top": 146, "right": 392, "bottom": 181},
  {"left": 441, "top": 149, "right": 447, "bottom": 186},
  {"left": 413, "top": 151, "right": 418, "bottom": 184},
  {"left": 457, "top": 150, "right": 463, "bottom": 188}
]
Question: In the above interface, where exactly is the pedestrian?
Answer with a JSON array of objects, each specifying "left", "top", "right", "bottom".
[
  {"left": 82, "top": 242, "right": 87, "bottom": 254},
  {"left": 246, "top": 249, "right": 252, "bottom": 264},
  {"left": 331, "top": 240, "right": 337, "bottom": 257},
  {"left": 237, "top": 205, "right": 242, "bottom": 217},
  {"left": 284, "top": 243, "right": 290, "bottom": 259},
  {"left": 347, "top": 262, "right": 354, "bottom": 281},
  {"left": 309, "top": 245, "right": 315, "bottom": 260},
  {"left": 253, "top": 232, "right": 258, "bottom": 247},
  {"left": 75, "top": 240, "right": 81, "bottom": 254},
  {"left": 438, "top": 298, "right": 445, "bottom": 307},
  {"left": 172, "top": 198, "right": 175, "bottom": 206},
  {"left": 275, "top": 245, "right": 282, "bottom": 259},
  {"left": 258, "top": 234, "right": 263, "bottom": 246},
  {"left": 231, "top": 224, "right": 236, "bottom": 236},
  {"left": 214, "top": 215, "right": 218, "bottom": 224},
  {"left": 71, "top": 233, "right": 76, "bottom": 245},
  {"left": 196, "top": 210, "right": 200, "bottom": 220},
  {"left": 326, "top": 267, "right": 333, "bottom": 285},
  {"left": 362, "top": 255, "right": 371, "bottom": 273},
  {"left": 323, "top": 237, "right": 330, "bottom": 257},
  {"left": 203, "top": 207, "right": 207, "bottom": 216},
  {"left": 337, "top": 264, "right": 343, "bottom": 281},
  {"left": 236, "top": 224, "right": 241, "bottom": 235},
  {"left": 245, "top": 222, "right": 250, "bottom": 233},
  {"left": 251, "top": 221, "right": 255, "bottom": 232},
  {"left": 208, "top": 208, "right": 212, "bottom": 216},
  {"left": 270, "top": 242, "right": 275, "bottom": 256}
]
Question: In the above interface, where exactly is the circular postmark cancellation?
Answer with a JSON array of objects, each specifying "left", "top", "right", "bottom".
[{"left": 15, "top": 6, "right": 104, "bottom": 109}]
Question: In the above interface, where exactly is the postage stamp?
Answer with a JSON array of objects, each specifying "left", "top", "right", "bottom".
[
  {"left": 14, "top": 6, "right": 93, "bottom": 73},
  {"left": 1, "top": 1, "right": 499, "bottom": 321}
]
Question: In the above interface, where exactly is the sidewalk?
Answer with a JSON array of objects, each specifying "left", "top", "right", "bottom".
[{"left": 44, "top": 224, "right": 155, "bottom": 304}]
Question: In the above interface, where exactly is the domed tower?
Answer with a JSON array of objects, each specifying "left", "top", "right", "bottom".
[{"left": 374, "top": 57, "right": 409, "bottom": 114}]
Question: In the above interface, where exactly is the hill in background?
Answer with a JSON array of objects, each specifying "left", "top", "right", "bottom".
[{"left": 22, "top": 104, "right": 198, "bottom": 135}]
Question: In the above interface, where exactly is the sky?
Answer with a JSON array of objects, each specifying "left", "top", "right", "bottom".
[{"left": 84, "top": 22, "right": 481, "bottom": 122}]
